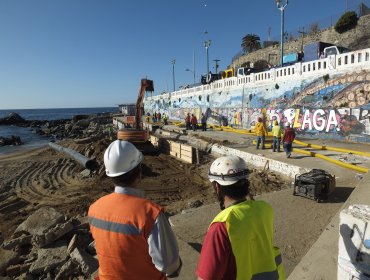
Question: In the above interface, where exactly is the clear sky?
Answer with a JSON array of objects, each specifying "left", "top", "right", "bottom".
[{"left": 0, "top": 0, "right": 367, "bottom": 109}]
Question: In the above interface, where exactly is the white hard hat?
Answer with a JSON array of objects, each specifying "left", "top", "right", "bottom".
[
  {"left": 208, "top": 155, "right": 249, "bottom": 186},
  {"left": 104, "top": 140, "right": 143, "bottom": 177},
  {"left": 285, "top": 122, "right": 291, "bottom": 127}
]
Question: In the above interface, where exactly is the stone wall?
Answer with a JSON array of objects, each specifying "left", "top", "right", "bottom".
[{"left": 230, "top": 14, "right": 370, "bottom": 68}]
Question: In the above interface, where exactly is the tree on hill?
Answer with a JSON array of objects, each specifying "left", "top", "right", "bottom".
[
  {"left": 241, "top": 34, "right": 261, "bottom": 53},
  {"left": 335, "top": 11, "right": 358, "bottom": 33}
]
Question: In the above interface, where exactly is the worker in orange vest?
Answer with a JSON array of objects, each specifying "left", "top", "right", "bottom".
[
  {"left": 88, "top": 140, "right": 181, "bottom": 280},
  {"left": 191, "top": 114, "right": 198, "bottom": 131},
  {"left": 185, "top": 113, "right": 191, "bottom": 130}
]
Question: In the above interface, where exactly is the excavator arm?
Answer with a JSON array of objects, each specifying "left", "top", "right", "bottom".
[
  {"left": 117, "top": 78, "right": 154, "bottom": 145},
  {"left": 135, "top": 79, "right": 154, "bottom": 129}
]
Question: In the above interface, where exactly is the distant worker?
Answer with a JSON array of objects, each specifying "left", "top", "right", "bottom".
[
  {"left": 107, "top": 125, "right": 114, "bottom": 141},
  {"left": 197, "top": 155, "right": 285, "bottom": 279},
  {"left": 157, "top": 112, "right": 162, "bottom": 122},
  {"left": 191, "top": 114, "right": 198, "bottom": 131},
  {"left": 282, "top": 122, "right": 296, "bottom": 158},
  {"left": 163, "top": 113, "right": 168, "bottom": 125},
  {"left": 185, "top": 113, "right": 191, "bottom": 130},
  {"left": 201, "top": 113, "right": 207, "bottom": 131},
  {"left": 146, "top": 112, "right": 151, "bottom": 123},
  {"left": 153, "top": 111, "right": 157, "bottom": 123},
  {"left": 88, "top": 140, "right": 181, "bottom": 279},
  {"left": 255, "top": 117, "right": 267, "bottom": 149},
  {"left": 272, "top": 120, "right": 282, "bottom": 152}
]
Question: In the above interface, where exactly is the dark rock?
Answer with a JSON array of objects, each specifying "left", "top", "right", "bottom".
[
  {"left": 0, "top": 135, "right": 22, "bottom": 146},
  {"left": 0, "top": 112, "right": 26, "bottom": 125},
  {"left": 188, "top": 200, "right": 203, "bottom": 208}
]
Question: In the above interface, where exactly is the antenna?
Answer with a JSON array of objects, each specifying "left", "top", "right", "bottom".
[{"left": 268, "top": 27, "right": 271, "bottom": 41}]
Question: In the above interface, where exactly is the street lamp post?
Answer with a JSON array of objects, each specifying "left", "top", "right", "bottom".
[
  {"left": 276, "top": 0, "right": 288, "bottom": 67},
  {"left": 185, "top": 68, "right": 195, "bottom": 85},
  {"left": 204, "top": 40, "right": 211, "bottom": 74},
  {"left": 171, "top": 59, "right": 176, "bottom": 91}
]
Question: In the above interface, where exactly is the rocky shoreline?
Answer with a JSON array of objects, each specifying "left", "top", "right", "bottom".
[
  {"left": 0, "top": 112, "right": 118, "bottom": 279},
  {"left": 0, "top": 112, "right": 116, "bottom": 147}
]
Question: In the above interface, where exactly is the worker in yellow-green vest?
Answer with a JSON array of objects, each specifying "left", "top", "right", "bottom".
[
  {"left": 272, "top": 120, "right": 282, "bottom": 152},
  {"left": 197, "top": 155, "right": 286, "bottom": 280},
  {"left": 255, "top": 117, "right": 268, "bottom": 149}
]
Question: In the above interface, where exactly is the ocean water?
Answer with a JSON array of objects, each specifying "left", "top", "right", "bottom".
[{"left": 0, "top": 107, "right": 118, "bottom": 155}]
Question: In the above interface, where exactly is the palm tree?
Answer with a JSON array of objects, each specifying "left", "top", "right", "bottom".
[{"left": 241, "top": 34, "right": 261, "bottom": 53}]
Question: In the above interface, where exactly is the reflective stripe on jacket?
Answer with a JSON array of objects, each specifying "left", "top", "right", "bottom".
[
  {"left": 255, "top": 122, "right": 267, "bottom": 136},
  {"left": 211, "top": 200, "right": 286, "bottom": 280},
  {"left": 88, "top": 193, "right": 165, "bottom": 280}
]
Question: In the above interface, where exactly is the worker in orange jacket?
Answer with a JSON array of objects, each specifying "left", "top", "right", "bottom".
[
  {"left": 88, "top": 140, "right": 181, "bottom": 280},
  {"left": 191, "top": 114, "right": 198, "bottom": 131},
  {"left": 185, "top": 113, "right": 191, "bottom": 130}
]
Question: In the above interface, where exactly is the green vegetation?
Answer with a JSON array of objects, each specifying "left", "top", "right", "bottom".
[
  {"left": 241, "top": 34, "right": 261, "bottom": 53},
  {"left": 323, "top": 74, "right": 330, "bottom": 83},
  {"left": 254, "top": 60, "right": 269, "bottom": 71},
  {"left": 335, "top": 11, "right": 358, "bottom": 33}
]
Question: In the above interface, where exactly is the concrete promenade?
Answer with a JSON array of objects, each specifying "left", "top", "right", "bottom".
[{"left": 161, "top": 125, "right": 370, "bottom": 279}]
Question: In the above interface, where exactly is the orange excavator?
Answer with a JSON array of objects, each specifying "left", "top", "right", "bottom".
[{"left": 117, "top": 79, "right": 154, "bottom": 144}]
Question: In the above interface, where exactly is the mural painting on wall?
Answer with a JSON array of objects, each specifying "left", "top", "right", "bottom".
[
  {"left": 244, "top": 107, "right": 369, "bottom": 139},
  {"left": 144, "top": 70, "right": 370, "bottom": 141}
]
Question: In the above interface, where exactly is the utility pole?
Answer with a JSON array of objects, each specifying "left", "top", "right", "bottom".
[
  {"left": 298, "top": 27, "right": 306, "bottom": 53},
  {"left": 204, "top": 40, "right": 211, "bottom": 74},
  {"left": 213, "top": 59, "right": 220, "bottom": 74},
  {"left": 276, "top": 0, "right": 289, "bottom": 67},
  {"left": 171, "top": 59, "right": 176, "bottom": 91}
]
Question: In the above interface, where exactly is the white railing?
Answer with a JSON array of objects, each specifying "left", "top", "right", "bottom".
[{"left": 145, "top": 47, "right": 370, "bottom": 103}]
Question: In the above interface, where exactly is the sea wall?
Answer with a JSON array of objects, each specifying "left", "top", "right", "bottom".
[{"left": 230, "top": 15, "right": 370, "bottom": 68}]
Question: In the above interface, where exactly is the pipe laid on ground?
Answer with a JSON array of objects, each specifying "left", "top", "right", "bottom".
[
  {"left": 293, "top": 139, "right": 370, "bottom": 158},
  {"left": 292, "top": 147, "right": 368, "bottom": 173},
  {"left": 252, "top": 141, "right": 368, "bottom": 173},
  {"left": 49, "top": 142, "right": 98, "bottom": 170}
]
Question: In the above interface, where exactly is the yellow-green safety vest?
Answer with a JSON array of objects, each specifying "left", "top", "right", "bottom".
[{"left": 211, "top": 200, "right": 286, "bottom": 280}]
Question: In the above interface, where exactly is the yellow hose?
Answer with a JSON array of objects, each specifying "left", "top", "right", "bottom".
[
  {"left": 293, "top": 139, "right": 370, "bottom": 158},
  {"left": 293, "top": 147, "right": 368, "bottom": 173},
  {"left": 252, "top": 141, "right": 368, "bottom": 173}
]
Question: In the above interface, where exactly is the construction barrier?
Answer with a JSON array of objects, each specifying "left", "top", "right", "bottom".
[{"left": 150, "top": 135, "right": 194, "bottom": 164}]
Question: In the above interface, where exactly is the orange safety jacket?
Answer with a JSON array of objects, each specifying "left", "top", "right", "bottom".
[{"left": 88, "top": 193, "right": 166, "bottom": 280}]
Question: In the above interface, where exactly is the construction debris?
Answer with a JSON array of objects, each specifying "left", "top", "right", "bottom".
[{"left": 0, "top": 207, "right": 97, "bottom": 279}]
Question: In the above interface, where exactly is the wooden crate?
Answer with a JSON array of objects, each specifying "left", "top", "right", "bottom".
[{"left": 151, "top": 137, "right": 194, "bottom": 164}]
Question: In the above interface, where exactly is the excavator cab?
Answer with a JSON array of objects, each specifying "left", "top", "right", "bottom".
[{"left": 117, "top": 79, "right": 154, "bottom": 145}]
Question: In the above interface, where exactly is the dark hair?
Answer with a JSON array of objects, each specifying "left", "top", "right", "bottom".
[
  {"left": 110, "top": 164, "right": 141, "bottom": 186},
  {"left": 217, "top": 179, "right": 250, "bottom": 200}
]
